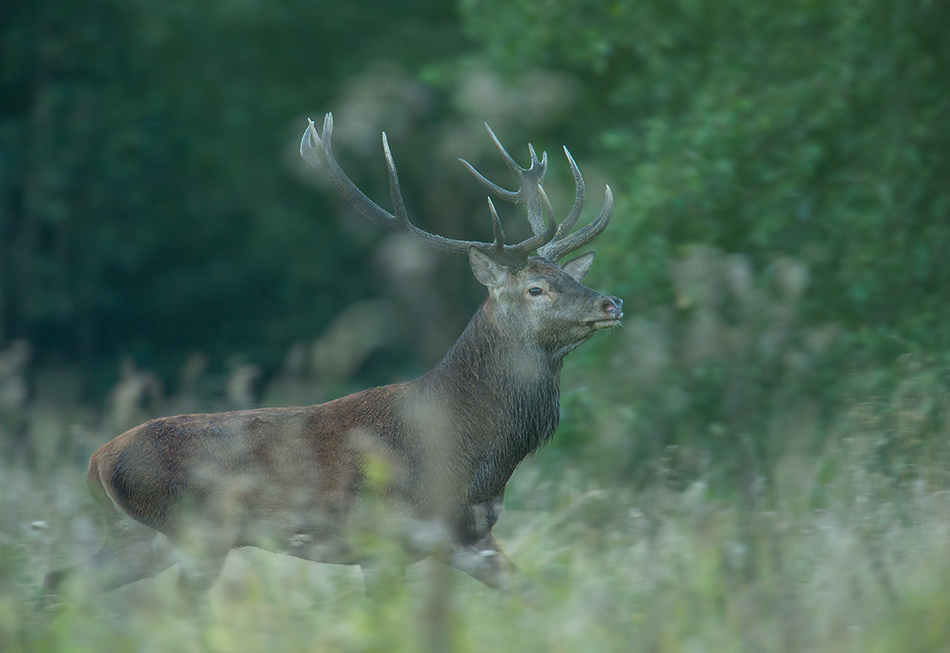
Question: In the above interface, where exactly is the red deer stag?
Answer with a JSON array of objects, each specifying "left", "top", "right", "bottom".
[{"left": 45, "top": 114, "right": 622, "bottom": 596}]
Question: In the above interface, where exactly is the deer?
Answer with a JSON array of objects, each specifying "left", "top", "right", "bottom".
[{"left": 44, "top": 114, "right": 622, "bottom": 598}]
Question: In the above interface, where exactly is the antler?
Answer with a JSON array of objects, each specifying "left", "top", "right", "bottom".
[
  {"left": 536, "top": 149, "right": 614, "bottom": 262},
  {"left": 300, "top": 114, "right": 499, "bottom": 256},
  {"left": 461, "top": 124, "right": 613, "bottom": 263},
  {"left": 299, "top": 114, "right": 612, "bottom": 266}
]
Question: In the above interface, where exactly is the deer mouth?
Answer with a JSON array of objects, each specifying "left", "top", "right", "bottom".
[{"left": 588, "top": 318, "right": 622, "bottom": 330}]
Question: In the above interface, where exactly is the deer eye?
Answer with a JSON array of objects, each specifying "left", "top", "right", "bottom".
[{"left": 528, "top": 287, "right": 545, "bottom": 297}]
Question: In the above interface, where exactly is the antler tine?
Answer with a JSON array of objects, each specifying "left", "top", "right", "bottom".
[
  {"left": 513, "top": 185, "right": 559, "bottom": 256},
  {"left": 538, "top": 185, "right": 614, "bottom": 262},
  {"left": 301, "top": 113, "right": 494, "bottom": 256},
  {"left": 458, "top": 158, "right": 517, "bottom": 203},
  {"left": 381, "top": 132, "right": 409, "bottom": 229},
  {"left": 300, "top": 115, "right": 392, "bottom": 232},
  {"left": 490, "top": 125, "right": 547, "bottom": 183},
  {"left": 460, "top": 125, "right": 548, "bottom": 197},
  {"left": 551, "top": 146, "right": 586, "bottom": 242},
  {"left": 459, "top": 124, "right": 552, "bottom": 236},
  {"left": 486, "top": 198, "right": 506, "bottom": 253},
  {"left": 455, "top": 123, "right": 563, "bottom": 261}
]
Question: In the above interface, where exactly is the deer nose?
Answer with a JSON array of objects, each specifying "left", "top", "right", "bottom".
[{"left": 602, "top": 296, "right": 623, "bottom": 319}]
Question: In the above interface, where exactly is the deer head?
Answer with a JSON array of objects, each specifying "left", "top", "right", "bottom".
[{"left": 299, "top": 113, "right": 621, "bottom": 353}]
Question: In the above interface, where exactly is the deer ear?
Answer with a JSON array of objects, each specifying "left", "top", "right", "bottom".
[
  {"left": 468, "top": 247, "right": 510, "bottom": 288},
  {"left": 561, "top": 251, "right": 596, "bottom": 281}
]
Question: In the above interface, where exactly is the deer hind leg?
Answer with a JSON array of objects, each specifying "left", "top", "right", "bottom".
[
  {"left": 168, "top": 510, "right": 241, "bottom": 599},
  {"left": 175, "top": 547, "right": 230, "bottom": 599},
  {"left": 44, "top": 512, "right": 176, "bottom": 594}
]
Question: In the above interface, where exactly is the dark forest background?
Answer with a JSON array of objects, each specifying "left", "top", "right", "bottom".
[{"left": 2, "top": 0, "right": 949, "bottom": 493}]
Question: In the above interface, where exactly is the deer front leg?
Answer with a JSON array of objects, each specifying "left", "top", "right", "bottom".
[
  {"left": 445, "top": 532, "right": 516, "bottom": 590},
  {"left": 442, "top": 492, "right": 513, "bottom": 588}
]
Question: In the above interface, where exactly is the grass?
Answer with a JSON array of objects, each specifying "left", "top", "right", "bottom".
[
  {"left": 4, "top": 442, "right": 950, "bottom": 652},
  {"left": 4, "top": 327, "right": 950, "bottom": 651}
]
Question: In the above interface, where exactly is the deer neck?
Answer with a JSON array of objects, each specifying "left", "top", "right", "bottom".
[
  {"left": 419, "top": 302, "right": 563, "bottom": 501},
  {"left": 430, "top": 299, "right": 562, "bottom": 395}
]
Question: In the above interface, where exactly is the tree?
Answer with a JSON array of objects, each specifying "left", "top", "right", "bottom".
[
  {"left": 0, "top": 0, "right": 471, "bottom": 392},
  {"left": 460, "top": 0, "right": 950, "bottom": 486}
]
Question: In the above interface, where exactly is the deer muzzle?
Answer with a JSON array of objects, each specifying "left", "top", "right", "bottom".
[
  {"left": 587, "top": 295, "right": 623, "bottom": 330},
  {"left": 602, "top": 296, "right": 623, "bottom": 320}
]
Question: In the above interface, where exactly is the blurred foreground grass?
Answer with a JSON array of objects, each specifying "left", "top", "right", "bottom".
[
  {"left": 3, "top": 311, "right": 950, "bottom": 651},
  {"left": 4, "top": 435, "right": 950, "bottom": 652}
]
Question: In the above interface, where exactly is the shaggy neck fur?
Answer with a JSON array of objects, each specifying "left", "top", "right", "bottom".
[{"left": 419, "top": 300, "right": 563, "bottom": 504}]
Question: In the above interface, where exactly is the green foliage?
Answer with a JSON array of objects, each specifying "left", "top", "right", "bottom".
[
  {"left": 464, "top": 0, "right": 950, "bottom": 345},
  {"left": 0, "top": 0, "right": 470, "bottom": 390},
  {"left": 457, "top": 0, "right": 950, "bottom": 491},
  {"left": 8, "top": 447, "right": 950, "bottom": 651}
]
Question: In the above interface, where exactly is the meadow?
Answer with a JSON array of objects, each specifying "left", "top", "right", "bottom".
[{"left": 3, "top": 330, "right": 950, "bottom": 652}]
